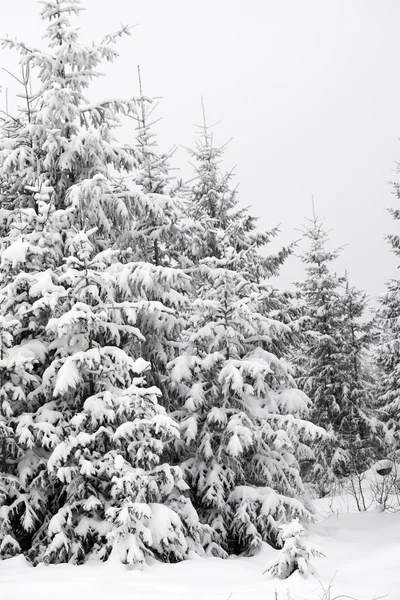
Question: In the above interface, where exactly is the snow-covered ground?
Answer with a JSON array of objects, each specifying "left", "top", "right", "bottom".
[{"left": 2, "top": 498, "right": 398, "bottom": 600}]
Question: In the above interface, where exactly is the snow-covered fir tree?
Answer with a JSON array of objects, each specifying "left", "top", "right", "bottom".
[
  {"left": 0, "top": 0, "right": 210, "bottom": 565},
  {"left": 295, "top": 214, "right": 384, "bottom": 493},
  {"left": 340, "top": 275, "right": 387, "bottom": 472},
  {"left": 112, "top": 73, "right": 194, "bottom": 409},
  {"left": 375, "top": 182, "right": 400, "bottom": 456},
  {"left": 183, "top": 110, "right": 290, "bottom": 279},
  {"left": 39, "top": 228, "right": 210, "bottom": 564},
  {"left": 0, "top": 0, "right": 138, "bottom": 560},
  {"left": 0, "top": 183, "right": 65, "bottom": 559},
  {"left": 169, "top": 119, "right": 322, "bottom": 556},
  {"left": 263, "top": 518, "right": 324, "bottom": 579},
  {"left": 127, "top": 70, "right": 191, "bottom": 268}
]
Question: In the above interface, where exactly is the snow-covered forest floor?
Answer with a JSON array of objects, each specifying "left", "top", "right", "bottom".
[{"left": 2, "top": 479, "right": 398, "bottom": 600}]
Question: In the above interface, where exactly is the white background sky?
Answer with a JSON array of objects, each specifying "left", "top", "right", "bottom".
[{"left": 2, "top": 0, "right": 400, "bottom": 300}]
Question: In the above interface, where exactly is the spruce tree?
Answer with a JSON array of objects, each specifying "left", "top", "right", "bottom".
[
  {"left": 375, "top": 189, "right": 400, "bottom": 456},
  {"left": 112, "top": 74, "right": 194, "bottom": 409},
  {"left": 340, "top": 276, "right": 387, "bottom": 472},
  {"left": 295, "top": 214, "right": 384, "bottom": 493},
  {"left": 263, "top": 518, "right": 324, "bottom": 580},
  {"left": 169, "top": 120, "right": 321, "bottom": 556},
  {"left": 0, "top": 0, "right": 209, "bottom": 564},
  {"left": 40, "top": 228, "right": 208, "bottom": 564}
]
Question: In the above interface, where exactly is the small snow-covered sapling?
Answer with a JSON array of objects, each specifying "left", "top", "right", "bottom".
[{"left": 263, "top": 518, "right": 324, "bottom": 579}]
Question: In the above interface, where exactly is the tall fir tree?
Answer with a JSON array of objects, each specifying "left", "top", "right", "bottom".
[
  {"left": 0, "top": 0, "right": 210, "bottom": 564},
  {"left": 375, "top": 179, "right": 400, "bottom": 456},
  {"left": 340, "top": 275, "right": 387, "bottom": 472},
  {"left": 169, "top": 119, "right": 322, "bottom": 555},
  {"left": 112, "top": 71, "right": 194, "bottom": 410},
  {"left": 295, "top": 214, "right": 384, "bottom": 494},
  {"left": 38, "top": 227, "right": 210, "bottom": 564}
]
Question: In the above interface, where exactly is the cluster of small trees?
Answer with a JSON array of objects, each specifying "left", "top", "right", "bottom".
[{"left": 0, "top": 0, "right": 398, "bottom": 570}]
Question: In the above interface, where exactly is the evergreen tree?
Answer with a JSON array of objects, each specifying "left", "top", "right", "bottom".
[
  {"left": 340, "top": 276, "right": 387, "bottom": 472},
  {"left": 0, "top": 185, "right": 68, "bottom": 558},
  {"left": 127, "top": 70, "right": 191, "bottom": 269},
  {"left": 39, "top": 228, "right": 209, "bottom": 564},
  {"left": 0, "top": 0, "right": 136, "bottom": 558},
  {"left": 263, "top": 518, "right": 324, "bottom": 580},
  {"left": 375, "top": 189, "right": 400, "bottom": 455},
  {"left": 183, "top": 114, "right": 289, "bottom": 279},
  {"left": 295, "top": 214, "right": 383, "bottom": 493},
  {"left": 113, "top": 74, "right": 194, "bottom": 408},
  {"left": 0, "top": 0, "right": 209, "bottom": 564},
  {"left": 169, "top": 121, "right": 321, "bottom": 556}
]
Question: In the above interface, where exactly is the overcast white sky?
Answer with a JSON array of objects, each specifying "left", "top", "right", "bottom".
[{"left": 2, "top": 0, "right": 400, "bottom": 299}]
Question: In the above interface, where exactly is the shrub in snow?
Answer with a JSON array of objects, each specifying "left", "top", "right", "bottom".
[
  {"left": 263, "top": 518, "right": 324, "bottom": 579},
  {"left": 368, "top": 460, "right": 400, "bottom": 512}
]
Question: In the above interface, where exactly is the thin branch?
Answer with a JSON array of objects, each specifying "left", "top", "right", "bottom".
[{"left": 1, "top": 66, "right": 24, "bottom": 86}]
